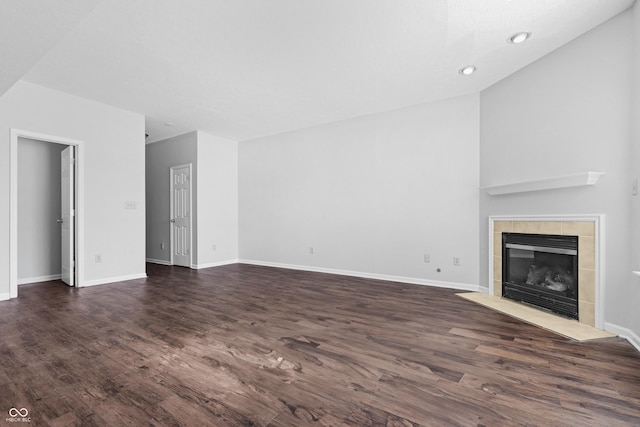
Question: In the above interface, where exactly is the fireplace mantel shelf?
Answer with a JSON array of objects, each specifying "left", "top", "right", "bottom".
[{"left": 482, "top": 171, "right": 605, "bottom": 196}]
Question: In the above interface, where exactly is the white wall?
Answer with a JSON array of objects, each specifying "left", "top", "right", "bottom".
[
  {"left": 480, "top": 13, "right": 632, "bottom": 331},
  {"left": 196, "top": 131, "right": 238, "bottom": 267},
  {"left": 145, "top": 131, "right": 198, "bottom": 264},
  {"left": 17, "top": 137, "right": 65, "bottom": 282},
  {"left": 0, "top": 81, "right": 146, "bottom": 295},
  {"left": 239, "top": 94, "right": 480, "bottom": 288}
]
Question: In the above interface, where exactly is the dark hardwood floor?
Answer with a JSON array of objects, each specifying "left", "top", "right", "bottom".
[{"left": 1, "top": 263, "right": 640, "bottom": 426}]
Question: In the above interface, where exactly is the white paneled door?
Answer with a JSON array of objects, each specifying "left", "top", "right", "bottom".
[
  {"left": 170, "top": 164, "right": 192, "bottom": 267},
  {"left": 60, "top": 146, "right": 75, "bottom": 286}
]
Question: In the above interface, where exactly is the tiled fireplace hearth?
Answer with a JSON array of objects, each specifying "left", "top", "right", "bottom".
[{"left": 489, "top": 215, "right": 604, "bottom": 330}]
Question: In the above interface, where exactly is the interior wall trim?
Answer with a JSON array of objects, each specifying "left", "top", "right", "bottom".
[
  {"left": 18, "top": 274, "right": 62, "bottom": 285},
  {"left": 604, "top": 322, "right": 640, "bottom": 353},
  {"left": 82, "top": 273, "right": 147, "bottom": 288},
  {"left": 192, "top": 259, "right": 239, "bottom": 270},
  {"left": 146, "top": 258, "right": 172, "bottom": 266},
  {"left": 239, "top": 259, "right": 480, "bottom": 292}
]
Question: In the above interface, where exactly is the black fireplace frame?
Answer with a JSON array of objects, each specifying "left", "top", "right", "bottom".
[{"left": 502, "top": 233, "right": 579, "bottom": 320}]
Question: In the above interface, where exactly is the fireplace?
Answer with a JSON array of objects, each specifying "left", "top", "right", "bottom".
[
  {"left": 490, "top": 217, "right": 601, "bottom": 328},
  {"left": 502, "top": 233, "right": 578, "bottom": 320}
]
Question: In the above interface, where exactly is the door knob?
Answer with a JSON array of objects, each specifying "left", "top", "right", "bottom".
[
  {"left": 56, "top": 219, "right": 64, "bottom": 224},
  {"left": 170, "top": 219, "right": 176, "bottom": 223}
]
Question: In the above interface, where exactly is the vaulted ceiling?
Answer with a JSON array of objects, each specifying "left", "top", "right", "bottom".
[{"left": 3, "top": 0, "right": 635, "bottom": 142}]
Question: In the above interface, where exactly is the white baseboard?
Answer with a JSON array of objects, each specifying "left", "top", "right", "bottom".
[
  {"left": 238, "top": 259, "right": 480, "bottom": 292},
  {"left": 81, "top": 273, "right": 147, "bottom": 288},
  {"left": 192, "top": 259, "right": 239, "bottom": 270},
  {"left": 146, "top": 258, "right": 240, "bottom": 269},
  {"left": 604, "top": 322, "right": 640, "bottom": 353},
  {"left": 146, "top": 258, "right": 172, "bottom": 266},
  {"left": 18, "top": 274, "right": 62, "bottom": 285},
  {"left": 0, "top": 293, "right": 11, "bottom": 301}
]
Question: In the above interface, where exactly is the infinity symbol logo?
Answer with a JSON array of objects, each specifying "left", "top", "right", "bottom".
[{"left": 8, "top": 408, "right": 28, "bottom": 417}]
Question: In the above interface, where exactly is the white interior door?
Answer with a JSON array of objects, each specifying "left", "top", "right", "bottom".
[
  {"left": 60, "top": 146, "right": 75, "bottom": 286},
  {"left": 171, "top": 165, "right": 192, "bottom": 267}
]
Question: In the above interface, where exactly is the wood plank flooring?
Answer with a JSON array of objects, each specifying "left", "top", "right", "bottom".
[{"left": 1, "top": 263, "right": 639, "bottom": 426}]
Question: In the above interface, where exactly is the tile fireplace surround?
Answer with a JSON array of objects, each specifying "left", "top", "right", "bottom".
[{"left": 489, "top": 215, "right": 603, "bottom": 330}]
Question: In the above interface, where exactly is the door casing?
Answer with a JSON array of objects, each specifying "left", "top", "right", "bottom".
[{"left": 10, "top": 129, "right": 84, "bottom": 298}]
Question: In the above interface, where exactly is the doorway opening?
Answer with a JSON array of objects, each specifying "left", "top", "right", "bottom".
[{"left": 10, "top": 129, "right": 84, "bottom": 298}]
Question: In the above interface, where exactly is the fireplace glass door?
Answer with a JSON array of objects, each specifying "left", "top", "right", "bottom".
[{"left": 502, "top": 233, "right": 578, "bottom": 319}]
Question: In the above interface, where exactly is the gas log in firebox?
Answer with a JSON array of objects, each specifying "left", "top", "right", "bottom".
[{"left": 502, "top": 232, "right": 578, "bottom": 320}]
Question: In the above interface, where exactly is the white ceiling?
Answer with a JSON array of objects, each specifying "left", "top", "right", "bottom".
[
  {"left": 0, "top": 0, "right": 102, "bottom": 97},
  {"left": 5, "top": 0, "right": 635, "bottom": 142}
]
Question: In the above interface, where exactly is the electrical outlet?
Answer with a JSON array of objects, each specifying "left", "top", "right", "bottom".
[
  {"left": 633, "top": 178, "right": 638, "bottom": 196},
  {"left": 309, "top": 247, "right": 314, "bottom": 255},
  {"left": 212, "top": 244, "right": 217, "bottom": 251},
  {"left": 161, "top": 243, "right": 165, "bottom": 250},
  {"left": 424, "top": 254, "right": 430, "bottom": 263},
  {"left": 95, "top": 254, "right": 102, "bottom": 263},
  {"left": 453, "top": 257, "right": 460, "bottom": 266}
]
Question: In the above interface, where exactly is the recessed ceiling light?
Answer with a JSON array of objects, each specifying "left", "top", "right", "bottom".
[
  {"left": 459, "top": 65, "right": 477, "bottom": 75},
  {"left": 508, "top": 32, "right": 531, "bottom": 44},
  {"left": 164, "top": 122, "right": 175, "bottom": 127}
]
